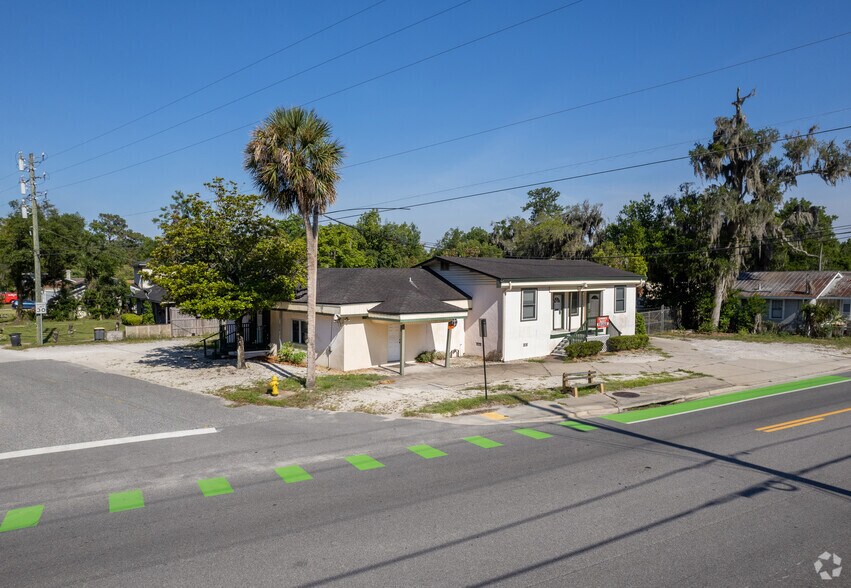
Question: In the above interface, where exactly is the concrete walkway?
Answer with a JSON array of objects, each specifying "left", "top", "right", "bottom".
[{"left": 422, "top": 336, "right": 851, "bottom": 424}]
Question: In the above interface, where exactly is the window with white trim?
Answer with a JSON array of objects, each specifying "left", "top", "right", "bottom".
[
  {"left": 615, "top": 286, "right": 626, "bottom": 313},
  {"left": 770, "top": 299, "right": 783, "bottom": 320},
  {"left": 521, "top": 289, "right": 537, "bottom": 321},
  {"left": 292, "top": 319, "right": 308, "bottom": 344}
]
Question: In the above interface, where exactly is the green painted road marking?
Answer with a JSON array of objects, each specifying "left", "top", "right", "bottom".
[
  {"left": 601, "top": 376, "right": 850, "bottom": 424},
  {"left": 559, "top": 420, "right": 598, "bottom": 431},
  {"left": 345, "top": 454, "right": 385, "bottom": 471},
  {"left": 0, "top": 505, "right": 44, "bottom": 532},
  {"left": 109, "top": 490, "right": 144, "bottom": 513},
  {"left": 463, "top": 436, "right": 503, "bottom": 448},
  {"left": 275, "top": 465, "right": 313, "bottom": 483},
  {"left": 407, "top": 444, "right": 447, "bottom": 459},
  {"left": 198, "top": 477, "right": 234, "bottom": 497},
  {"left": 514, "top": 428, "right": 553, "bottom": 440}
]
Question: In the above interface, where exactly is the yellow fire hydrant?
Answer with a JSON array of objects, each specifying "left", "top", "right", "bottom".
[{"left": 270, "top": 375, "right": 279, "bottom": 396}]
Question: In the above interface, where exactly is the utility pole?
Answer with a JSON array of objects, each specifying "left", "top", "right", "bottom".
[{"left": 18, "top": 152, "right": 47, "bottom": 345}]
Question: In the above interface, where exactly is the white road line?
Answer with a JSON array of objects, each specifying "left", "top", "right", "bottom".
[{"left": 0, "top": 428, "right": 218, "bottom": 461}]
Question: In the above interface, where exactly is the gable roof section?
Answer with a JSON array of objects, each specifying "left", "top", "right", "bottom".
[
  {"left": 821, "top": 274, "right": 851, "bottom": 298},
  {"left": 422, "top": 255, "right": 643, "bottom": 282},
  {"left": 735, "top": 271, "right": 842, "bottom": 299},
  {"left": 291, "top": 268, "right": 469, "bottom": 314}
]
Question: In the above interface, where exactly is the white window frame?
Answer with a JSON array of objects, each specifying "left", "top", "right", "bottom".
[
  {"left": 770, "top": 299, "right": 783, "bottom": 320},
  {"left": 615, "top": 286, "right": 626, "bottom": 313},
  {"left": 521, "top": 289, "right": 537, "bottom": 321}
]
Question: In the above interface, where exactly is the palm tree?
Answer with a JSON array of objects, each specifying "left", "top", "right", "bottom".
[{"left": 245, "top": 107, "right": 344, "bottom": 389}]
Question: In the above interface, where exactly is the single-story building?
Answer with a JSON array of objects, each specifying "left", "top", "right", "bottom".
[
  {"left": 735, "top": 270, "right": 851, "bottom": 327},
  {"left": 272, "top": 256, "right": 643, "bottom": 371}
]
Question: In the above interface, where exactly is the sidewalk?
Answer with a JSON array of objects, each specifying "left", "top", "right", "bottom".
[{"left": 429, "top": 336, "right": 851, "bottom": 425}]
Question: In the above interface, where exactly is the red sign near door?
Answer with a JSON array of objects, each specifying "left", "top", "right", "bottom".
[{"left": 596, "top": 315, "right": 610, "bottom": 329}]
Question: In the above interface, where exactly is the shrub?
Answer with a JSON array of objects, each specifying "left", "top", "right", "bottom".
[
  {"left": 800, "top": 302, "right": 843, "bottom": 338},
  {"left": 121, "top": 313, "right": 142, "bottom": 326},
  {"left": 415, "top": 350, "right": 436, "bottom": 363},
  {"left": 141, "top": 301, "right": 155, "bottom": 325},
  {"left": 635, "top": 312, "right": 647, "bottom": 335},
  {"left": 606, "top": 334, "right": 649, "bottom": 352},
  {"left": 562, "top": 340, "right": 603, "bottom": 360},
  {"left": 278, "top": 342, "right": 307, "bottom": 365}
]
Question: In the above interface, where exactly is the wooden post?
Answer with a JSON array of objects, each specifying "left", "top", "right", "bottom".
[
  {"left": 587, "top": 369, "right": 594, "bottom": 384},
  {"left": 570, "top": 385, "right": 579, "bottom": 398},
  {"left": 562, "top": 373, "right": 569, "bottom": 394},
  {"left": 598, "top": 382, "right": 605, "bottom": 394}
]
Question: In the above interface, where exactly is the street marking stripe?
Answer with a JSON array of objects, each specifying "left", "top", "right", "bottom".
[
  {"left": 481, "top": 412, "right": 508, "bottom": 420},
  {"left": 345, "top": 455, "right": 385, "bottom": 471},
  {"left": 756, "top": 407, "right": 851, "bottom": 431},
  {"left": 0, "top": 505, "right": 44, "bottom": 532},
  {"left": 0, "top": 428, "right": 218, "bottom": 461},
  {"left": 109, "top": 490, "right": 144, "bottom": 513},
  {"left": 198, "top": 477, "right": 234, "bottom": 497},
  {"left": 514, "top": 428, "right": 553, "bottom": 440},
  {"left": 760, "top": 418, "right": 825, "bottom": 433},
  {"left": 463, "top": 436, "right": 503, "bottom": 448},
  {"left": 407, "top": 444, "right": 447, "bottom": 459},
  {"left": 559, "top": 420, "right": 598, "bottom": 431},
  {"left": 275, "top": 465, "right": 313, "bottom": 483},
  {"left": 600, "top": 376, "right": 849, "bottom": 424}
]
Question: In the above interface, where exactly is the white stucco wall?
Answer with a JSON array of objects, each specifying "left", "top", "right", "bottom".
[{"left": 271, "top": 310, "right": 343, "bottom": 370}]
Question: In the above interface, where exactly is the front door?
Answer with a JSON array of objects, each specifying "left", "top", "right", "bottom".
[
  {"left": 586, "top": 292, "right": 601, "bottom": 320},
  {"left": 552, "top": 293, "right": 564, "bottom": 330},
  {"left": 387, "top": 324, "right": 401, "bottom": 363}
]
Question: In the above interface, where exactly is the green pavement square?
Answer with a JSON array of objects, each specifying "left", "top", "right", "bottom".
[
  {"left": 0, "top": 505, "right": 44, "bottom": 532},
  {"left": 109, "top": 490, "right": 145, "bottom": 513},
  {"left": 559, "top": 420, "right": 598, "bottom": 431},
  {"left": 345, "top": 454, "right": 385, "bottom": 471},
  {"left": 407, "top": 444, "right": 447, "bottom": 459},
  {"left": 513, "top": 428, "right": 553, "bottom": 440},
  {"left": 198, "top": 477, "right": 234, "bottom": 497},
  {"left": 463, "top": 436, "right": 503, "bottom": 448},
  {"left": 275, "top": 465, "right": 313, "bottom": 483}
]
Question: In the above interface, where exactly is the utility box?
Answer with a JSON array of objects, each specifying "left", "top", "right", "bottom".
[{"left": 93, "top": 327, "right": 106, "bottom": 341}]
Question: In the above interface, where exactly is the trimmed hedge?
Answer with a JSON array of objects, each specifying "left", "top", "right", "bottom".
[
  {"left": 562, "top": 340, "right": 603, "bottom": 360},
  {"left": 121, "top": 313, "right": 142, "bottom": 326},
  {"left": 606, "top": 334, "right": 649, "bottom": 352},
  {"left": 635, "top": 312, "right": 647, "bottom": 335}
]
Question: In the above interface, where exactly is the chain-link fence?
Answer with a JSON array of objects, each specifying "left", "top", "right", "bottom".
[{"left": 639, "top": 306, "right": 677, "bottom": 334}]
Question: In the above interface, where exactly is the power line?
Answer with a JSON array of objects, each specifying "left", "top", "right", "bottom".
[
  {"left": 327, "top": 106, "right": 851, "bottom": 216},
  {"left": 321, "top": 124, "right": 851, "bottom": 220},
  {"left": 3, "top": 0, "right": 584, "bottom": 197},
  {"left": 50, "top": 0, "right": 390, "bottom": 160},
  {"left": 341, "top": 30, "right": 851, "bottom": 169},
  {"left": 49, "top": 0, "right": 476, "bottom": 177}
]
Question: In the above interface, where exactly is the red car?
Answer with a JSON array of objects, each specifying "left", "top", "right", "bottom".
[{"left": 2, "top": 292, "right": 18, "bottom": 304}]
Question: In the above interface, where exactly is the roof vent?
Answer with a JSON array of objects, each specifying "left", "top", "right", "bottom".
[{"left": 805, "top": 278, "right": 812, "bottom": 295}]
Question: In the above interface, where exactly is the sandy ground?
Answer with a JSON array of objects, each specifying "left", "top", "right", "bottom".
[{"left": 1, "top": 336, "right": 848, "bottom": 415}]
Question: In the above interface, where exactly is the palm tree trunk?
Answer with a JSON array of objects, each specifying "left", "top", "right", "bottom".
[{"left": 303, "top": 209, "right": 319, "bottom": 389}]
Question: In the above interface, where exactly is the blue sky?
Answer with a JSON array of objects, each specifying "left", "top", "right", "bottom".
[{"left": 2, "top": 0, "right": 850, "bottom": 244}]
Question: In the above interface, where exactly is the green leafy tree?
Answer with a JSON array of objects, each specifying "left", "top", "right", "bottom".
[
  {"left": 316, "top": 224, "right": 372, "bottom": 268},
  {"left": 522, "top": 187, "right": 563, "bottom": 222},
  {"left": 689, "top": 89, "right": 851, "bottom": 329},
  {"left": 355, "top": 210, "right": 427, "bottom": 268},
  {"left": 434, "top": 226, "right": 503, "bottom": 258},
  {"left": 244, "top": 107, "right": 344, "bottom": 386},
  {"left": 150, "top": 179, "right": 305, "bottom": 368}
]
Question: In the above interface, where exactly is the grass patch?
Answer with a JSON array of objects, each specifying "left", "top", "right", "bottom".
[
  {"left": 461, "top": 383, "right": 515, "bottom": 392},
  {"left": 0, "top": 317, "right": 123, "bottom": 348},
  {"left": 603, "top": 371, "right": 703, "bottom": 392},
  {"left": 216, "top": 374, "right": 385, "bottom": 409},
  {"left": 658, "top": 331, "right": 851, "bottom": 349}
]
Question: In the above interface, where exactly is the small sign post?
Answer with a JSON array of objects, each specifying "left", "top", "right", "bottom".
[
  {"left": 34, "top": 302, "right": 47, "bottom": 316},
  {"left": 479, "top": 318, "right": 488, "bottom": 400}
]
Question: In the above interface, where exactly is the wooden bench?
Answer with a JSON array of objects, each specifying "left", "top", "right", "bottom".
[{"left": 561, "top": 369, "right": 605, "bottom": 398}]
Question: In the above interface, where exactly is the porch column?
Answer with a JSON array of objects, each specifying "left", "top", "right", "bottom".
[{"left": 399, "top": 323, "right": 406, "bottom": 375}]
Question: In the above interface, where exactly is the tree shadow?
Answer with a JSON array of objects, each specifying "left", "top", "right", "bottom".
[{"left": 137, "top": 344, "right": 231, "bottom": 370}]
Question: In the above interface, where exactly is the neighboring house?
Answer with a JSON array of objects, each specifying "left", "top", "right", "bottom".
[
  {"left": 419, "top": 256, "right": 643, "bottom": 361},
  {"left": 43, "top": 270, "right": 87, "bottom": 303},
  {"left": 272, "top": 256, "right": 643, "bottom": 372},
  {"left": 734, "top": 271, "right": 851, "bottom": 327},
  {"left": 130, "top": 261, "right": 219, "bottom": 336},
  {"left": 271, "top": 268, "right": 469, "bottom": 372}
]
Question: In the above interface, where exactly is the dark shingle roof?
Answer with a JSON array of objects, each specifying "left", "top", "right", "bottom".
[
  {"left": 424, "top": 256, "right": 643, "bottom": 281},
  {"left": 292, "top": 268, "right": 469, "bottom": 314}
]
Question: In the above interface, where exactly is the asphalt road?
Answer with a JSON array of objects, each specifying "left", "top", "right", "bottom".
[{"left": 0, "top": 360, "right": 848, "bottom": 587}]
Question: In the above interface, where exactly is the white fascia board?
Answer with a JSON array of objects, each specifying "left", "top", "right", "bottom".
[
  {"left": 274, "top": 302, "right": 343, "bottom": 315},
  {"left": 816, "top": 272, "right": 845, "bottom": 299},
  {"left": 368, "top": 310, "right": 468, "bottom": 323},
  {"left": 499, "top": 279, "right": 643, "bottom": 289}
]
